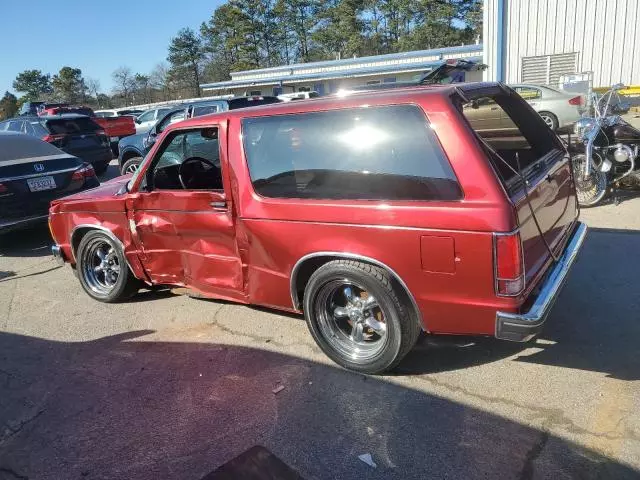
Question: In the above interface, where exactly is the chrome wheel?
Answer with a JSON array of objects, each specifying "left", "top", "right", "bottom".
[
  {"left": 540, "top": 114, "right": 555, "bottom": 129},
  {"left": 572, "top": 154, "right": 608, "bottom": 206},
  {"left": 314, "top": 280, "right": 388, "bottom": 361},
  {"left": 81, "top": 238, "right": 121, "bottom": 295},
  {"left": 124, "top": 162, "right": 139, "bottom": 173}
]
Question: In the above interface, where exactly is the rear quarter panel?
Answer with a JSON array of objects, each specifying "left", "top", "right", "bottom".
[{"left": 228, "top": 92, "right": 520, "bottom": 335}]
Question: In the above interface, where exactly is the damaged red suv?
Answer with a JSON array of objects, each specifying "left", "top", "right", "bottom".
[{"left": 49, "top": 83, "right": 587, "bottom": 374}]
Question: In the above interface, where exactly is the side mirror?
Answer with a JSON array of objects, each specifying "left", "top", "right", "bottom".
[
  {"left": 612, "top": 83, "right": 626, "bottom": 91},
  {"left": 470, "top": 99, "right": 480, "bottom": 109}
]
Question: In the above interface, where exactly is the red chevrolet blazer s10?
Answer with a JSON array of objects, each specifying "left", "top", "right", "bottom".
[{"left": 49, "top": 83, "right": 587, "bottom": 374}]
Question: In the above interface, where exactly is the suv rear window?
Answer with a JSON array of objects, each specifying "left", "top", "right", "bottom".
[
  {"left": 242, "top": 105, "right": 461, "bottom": 201},
  {"left": 45, "top": 117, "right": 102, "bottom": 134},
  {"left": 229, "top": 97, "right": 281, "bottom": 110},
  {"left": 459, "top": 89, "right": 563, "bottom": 193}
]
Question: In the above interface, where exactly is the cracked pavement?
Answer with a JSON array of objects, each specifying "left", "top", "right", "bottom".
[{"left": 0, "top": 162, "right": 639, "bottom": 479}]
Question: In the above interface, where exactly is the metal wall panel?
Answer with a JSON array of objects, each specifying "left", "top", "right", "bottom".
[{"left": 485, "top": 0, "right": 640, "bottom": 87}]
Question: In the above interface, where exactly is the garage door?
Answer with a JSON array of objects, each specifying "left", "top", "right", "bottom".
[{"left": 522, "top": 52, "right": 578, "bottom": 86}]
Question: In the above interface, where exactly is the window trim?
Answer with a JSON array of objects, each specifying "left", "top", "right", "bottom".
[
  {"left": 239, "top": 103, "right": 463, "bottom": 203},
  {"left": 143, "top": 126, "right": 224, "bottom": 193}
]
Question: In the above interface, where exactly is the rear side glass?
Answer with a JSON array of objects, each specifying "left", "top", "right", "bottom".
[
  {"left": 242, "top": 105, "right": 461, "bottom": 201},
  {"left": 45, "top": 118, "right": 101, "bottom": 134},
  {"left": 459, "top": 91, "right": 562, "bottom": 192},
  {"left": 229, "top": 97, "right": 281, "bottom": 109}
]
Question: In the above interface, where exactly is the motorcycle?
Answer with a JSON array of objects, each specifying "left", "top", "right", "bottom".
[{"left": 572, "top": 83, "right": 640, "bottom": 206}]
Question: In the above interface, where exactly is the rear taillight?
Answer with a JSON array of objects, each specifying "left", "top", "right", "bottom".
[
  {"left": 568, "top": 96, "right": 582, "bottom": 106},
  {"left": 0, "top": 183, "right": 7, "bottom": 194},
  {"left": 42, "top": 134, "right": 66, "bottom": 143},
  {"left": 494, "top": 232, "right": 525, "bottom": 296},
  {"left": 71, "top": 164, "right": 95, "bottom": 181}
]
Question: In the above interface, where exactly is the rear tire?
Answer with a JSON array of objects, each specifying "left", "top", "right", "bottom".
[
  {"left": 303, "top": 260, "right": 421, "bottom": 374},
  {"left": 76, "top": 230, "right": 139, "bottom": 302},
  {"left": 121, "top": 157, "right": 143, "bottom": 175},
  {"left": 539, "top": 111, "right": 559, "bottom": 131}
]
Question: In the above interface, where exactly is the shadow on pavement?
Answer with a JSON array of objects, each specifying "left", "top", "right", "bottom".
[
  {"left": 0, "top": 330, "right": 636, "bottom": 480},
  {"left": 0, "top": 224, "right": 53, "bottom": 259},
  {"left": 510, "top": 227, "right": 640, "bottom": 380},
  {"left": 395, "top": 227, "right": 640, "bottom": 381}
]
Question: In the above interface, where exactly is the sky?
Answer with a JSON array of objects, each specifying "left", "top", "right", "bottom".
[{"left": 1, "top": 0, "right": 225, "bottom": 97}]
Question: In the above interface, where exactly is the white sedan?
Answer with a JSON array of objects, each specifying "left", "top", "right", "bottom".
[{"left": 510, "top": 84, "right": 584, "bottom": 131}]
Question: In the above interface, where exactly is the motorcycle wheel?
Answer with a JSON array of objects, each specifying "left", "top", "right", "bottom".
[{"left": 572, "top": 153, "right": 608, "bottom": 207}]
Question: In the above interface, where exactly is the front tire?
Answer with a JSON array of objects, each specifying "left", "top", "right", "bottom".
[
  {"left": 121, "top": 157, "right": 143, "bottom": 175},
  {"left": 572, "top": 153, "right": 608, "bottom": 207},
  {"left": 539, "top": 111, "right": 559, "bottom": 131},
  {"left": 303, "top": 260, "right": 421, "bottom": 374},
  {"left": 76, "top": 231, "right": 139, "bottom": 302}
]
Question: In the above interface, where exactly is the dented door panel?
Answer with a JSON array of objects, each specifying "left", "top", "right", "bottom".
[{"left": 128, "top": 190, "right": 243, "bottom": 297}]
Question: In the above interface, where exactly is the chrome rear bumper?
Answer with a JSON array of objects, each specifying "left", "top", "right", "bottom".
[{"left": 495, "top": 222, "right": 588, "bottom": 342}]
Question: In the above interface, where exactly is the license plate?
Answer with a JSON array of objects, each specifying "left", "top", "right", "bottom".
[
  {"left": 27, "top": 176, "right": 56, "bottom": 192},
  {"left": 109, "top": 136, "right": 118, "bottom": 142}
]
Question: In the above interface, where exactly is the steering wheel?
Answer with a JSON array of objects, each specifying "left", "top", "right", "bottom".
[{"left": 178, "top": 157, "right": 218, "bottom": 190}]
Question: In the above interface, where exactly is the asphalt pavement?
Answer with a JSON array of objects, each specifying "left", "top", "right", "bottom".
[{"left": 0, "top": 160, "right": 639, "bottom": 479}]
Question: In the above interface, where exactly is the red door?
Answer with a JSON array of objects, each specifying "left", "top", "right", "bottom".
[{"left": 127, "top": 123, "right": 245, "bottom": 302}]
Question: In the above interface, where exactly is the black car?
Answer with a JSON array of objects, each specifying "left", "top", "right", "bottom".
[
  {"left": 0, "top": 132, "right": 99, "bottom": 233},
  {"left": 0, "top": 114, "right": 113, "bottom": 175},
  {"left": 117, "top": 96, "right": 282, "bottom": 174}
]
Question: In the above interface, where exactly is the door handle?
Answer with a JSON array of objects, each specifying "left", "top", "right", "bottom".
[
  {"left": 490, "top": 107, "right": 499, "bottom": 111},
  {"left": 210, "top": 201, "right": 227, "bottom": 210}
]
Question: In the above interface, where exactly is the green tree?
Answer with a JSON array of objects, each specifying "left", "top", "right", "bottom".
[
  {"left": 313, "top": 0, "right": 366, "bottom": 59},
  {"left": 273, "top": 0, "right": 322, "bottom": 62},
  {"left": 51, "top": 67, "right": 87, "bottom": 103},
  {"left": 12, "top": 69, "right": 52, "bottom": 101},
  {"left": 0, "top": 91, "right": 18, "bottom": 120},
  {"left": 167, "top": 27, "right": 205, "bottom": 97}
]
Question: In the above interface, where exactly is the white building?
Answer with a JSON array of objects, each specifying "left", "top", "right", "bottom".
[
  {"left": 483, "top": 0, "right": 640, "bottom": 88},
  {"left": 201, "top": 45, "right": 483, "bottom": 97}
]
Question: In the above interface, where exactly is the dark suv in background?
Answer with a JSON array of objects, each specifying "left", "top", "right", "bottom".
[
  {"left": 0, "top": 114, "right": 113, "bottom": 175},
  {"left": 118, "top": 95, "right": 282, "bottom": 174}
]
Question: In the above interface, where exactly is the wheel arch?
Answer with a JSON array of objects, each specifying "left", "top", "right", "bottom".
[
  {"left": 71, "top": 225, "right": 129, "bottom": 266},
  {"left": 290, "top": 252, "right": 425, "bottom": 331},
  {"left": 119, "top": 148, "right": 143, "bottom": 167}
]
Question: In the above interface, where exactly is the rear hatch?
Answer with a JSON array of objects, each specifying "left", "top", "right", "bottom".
[
  {"left": 459, "top": 84, "right": 578, "bottom": 289},
  {"left": 43, "top": 117, "right": 111, "bottom": 158}
]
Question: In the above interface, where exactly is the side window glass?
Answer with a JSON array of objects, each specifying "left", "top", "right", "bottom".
[
  {"left": 137, "top": 111, "right": 155, "bottom": 123},
  {"left": 242, "top": 105, "right": 461, "bottom": 201},
  {"left": 151, "top": 128, "right": 222, "bottom": 191},
  {"left": 515, "top": 87, "right": 542, "bottom": 100}
]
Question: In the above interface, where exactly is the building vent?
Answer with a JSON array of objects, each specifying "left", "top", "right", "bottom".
[{"left": 521, "top": 52, "right": 578, "bottom": 86}]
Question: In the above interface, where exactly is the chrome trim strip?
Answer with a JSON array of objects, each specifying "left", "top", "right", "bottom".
[
  {"left": 1, "top": 167, "right": 78, "bottom": 182},
  {"left": 70, "top": 224, "right": 134, "bottom": 273},
  {"left": 289, "top": 251, "right": 425, "bottom": 330},
  {"left": 495, "top": 222, "right": 588, "bottom": 342},
  {"left": 0, "top": 153, "right": 73, "bottom": 167}
]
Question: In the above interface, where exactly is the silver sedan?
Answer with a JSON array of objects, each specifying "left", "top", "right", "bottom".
[{"left": 510, "top": 84, "right": 584, "bottom": 131}]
